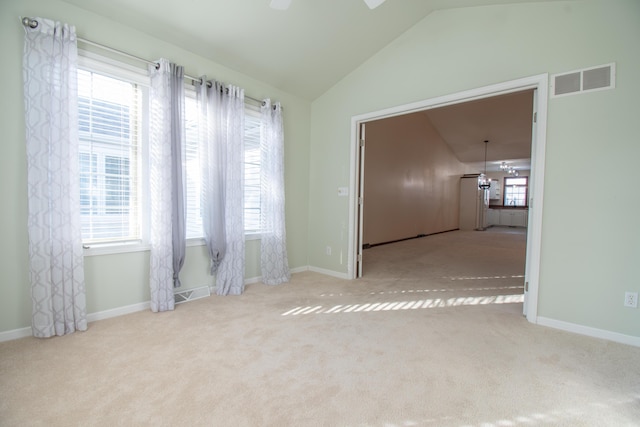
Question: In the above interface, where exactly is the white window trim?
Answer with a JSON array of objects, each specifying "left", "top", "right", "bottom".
[
  {"left": 78, "top": 50, "right": 150, "bottom": 86},
  {"left": 79, "top": 51, "right": 150, "bottom": 256}
]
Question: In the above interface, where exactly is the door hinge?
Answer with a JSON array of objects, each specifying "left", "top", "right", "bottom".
[
  {"left": 533, "top": 112, "right": 537, "bottom": 123},
  {"left": 357, "top": 253, "right": 362, "bottom": 262},
  {"left": 525, "top": 281, "right": 529, "bottom": 292},
  {"left": 358, "top": 197, "right": 363, "bottom": 205},
  {"left": 359, "top": 139, "right": 365, "bottom": 147}
]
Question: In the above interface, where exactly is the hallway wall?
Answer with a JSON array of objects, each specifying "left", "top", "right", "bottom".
[{"left": 363, "top": 112, "right": 467, "bottom": 245}]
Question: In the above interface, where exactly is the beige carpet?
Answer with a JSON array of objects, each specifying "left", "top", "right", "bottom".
[{"left": 1, "top": 228, "right": 639, "bottom": 426}]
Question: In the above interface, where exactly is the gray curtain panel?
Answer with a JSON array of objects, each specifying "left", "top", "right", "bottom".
[
  {"left": 196, "top": 79, "right": 227, "bottom": 274},
  {"left": 169, "top": 63, "right": 186, "bottom": 288},
  {"left": 260, "top": 100, "right": 290, "bottom": 285},
  {"left": 148, "top": 58, "right": 185, "bottom": 311},
  {"left": 196, "top": 79, "right": 246, "bottom": 295}
]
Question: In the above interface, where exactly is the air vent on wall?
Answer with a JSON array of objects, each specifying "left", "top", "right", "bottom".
[{"left": 551, "top": 63, "right": 615, "bottom": 98}]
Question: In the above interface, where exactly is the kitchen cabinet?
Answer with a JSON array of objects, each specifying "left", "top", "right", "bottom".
[
  {"left": 487, "top": 208, "right": 500, "bottom": 226},
  {"left": 498, "top": 209, "right": 528, "bottom": 227},
  {"left": 489, "top": 180, "right": 501, "bottom": 200}
]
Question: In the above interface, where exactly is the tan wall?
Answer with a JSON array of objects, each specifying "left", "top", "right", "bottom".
[{"left": 363, "top": 112, "right": 467, "bottom": 245}]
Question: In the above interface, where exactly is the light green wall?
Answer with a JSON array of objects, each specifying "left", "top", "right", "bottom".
[
  {"left": 2, "top": 0, "right": 639, "bottom": 340},
  {"left": 0, "top": 0, "right": 310, "bottom": 333},
  {"left": 309, "top": 0, "right": 640, "bottom": 337}
]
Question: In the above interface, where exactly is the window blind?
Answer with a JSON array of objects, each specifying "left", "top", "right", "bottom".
[
  {"left": 184, "top": 95, "right": 203, "bottom": 239},
  {"left": 244, "top": 105, "right": 261, "bottom": 234},
  {"left": 78, "top": 69, "right": 142, "bottom": 243}
]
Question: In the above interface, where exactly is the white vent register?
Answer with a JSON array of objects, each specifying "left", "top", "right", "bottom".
[
  {"left": 551, "top": 63, "right": 615, "bottom": 98},
  {"left": 174, "top": 285, "right": 211, "bottom": 304}
]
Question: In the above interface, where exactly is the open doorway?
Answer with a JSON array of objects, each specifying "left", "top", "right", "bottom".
[{"left": 347, "top": 75, "right": 548, "bottom": 322}]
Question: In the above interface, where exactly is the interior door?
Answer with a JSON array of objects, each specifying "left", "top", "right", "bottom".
[
  {"left": 356, "top": 122, "right": 366, "bottom": 278},
  {"left": 523, "top": 88, "right": 538, "bottom": 316}
]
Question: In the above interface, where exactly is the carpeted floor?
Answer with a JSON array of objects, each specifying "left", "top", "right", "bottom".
[{"left": 1, "top": 228, "right": 639, "bottom": 426}]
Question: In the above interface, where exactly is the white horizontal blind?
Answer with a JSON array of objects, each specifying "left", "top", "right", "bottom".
[
  {"left": 78, "top": 69, "right": 142, "bottom": 243},
  {"left": 184, "top": 94, "right": 203, "bottom": 239},
  {"left": 244, "top": 105, "right": 261, "bottom": 234}
]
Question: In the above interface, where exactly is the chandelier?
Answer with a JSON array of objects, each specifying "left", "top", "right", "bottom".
[
  {"left": 499, "top": 161, "right": 519, "bottom": 176},
  {"left": 478, "top": 140, "right": 491, "bottom": 190}
]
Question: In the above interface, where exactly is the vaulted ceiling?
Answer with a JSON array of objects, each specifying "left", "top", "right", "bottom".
[
  {"left": 58, "top": 0, "right": 556, "bottom": 168},
  {"left": 371, "top": 90, "right": 534, "bottom": 173},
  {"left": 60, "top": 0, "right": 565, "bottom": 101},
  {"left": 423, "top": 90, "right": 534, "bottom": 172}
]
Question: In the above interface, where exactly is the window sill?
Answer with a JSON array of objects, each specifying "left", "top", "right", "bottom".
[
  {"left": 83, "top": 234, "right": 262, "bottom": 257},
  {"left": 83, "top": 241, "right": 150, "bottom": 257},
  {"left": 245, "top": 232, "right": 262, "bottom": 241}
]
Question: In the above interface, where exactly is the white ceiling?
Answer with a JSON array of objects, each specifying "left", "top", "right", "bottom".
[
  {"left": 60, "top": 0, "right": 564, "bottom": 100},
  {"left": 423, "top": 90, "right": 534, "bottom": 172},
  {"left": 374, "top": 89, "right": 534, "bottom": 173}
]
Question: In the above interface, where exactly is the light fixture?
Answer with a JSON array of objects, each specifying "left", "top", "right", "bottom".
[
  {"left": 478, "top": 140, "right": 491, "bottom": 190},
  {"left": 500, "top": 161, "right": 519, "bottom": 176}
]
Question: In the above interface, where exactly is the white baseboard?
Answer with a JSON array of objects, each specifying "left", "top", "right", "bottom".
[
  {"left": 290, "top": 266, "right": 309, "bottom": 274},
  {"left": 536, "top": 316, "right": 640, "bottom": 348},
  {"left": 308, "top": 265, "right": 349, "bottom": 280},
  {"left": 244, "top": 276, "right": 262, "bottom": 285},
  {"left": 0, "top": 327, "right": 32, "bottom": 342},
  {"left": 0, "top": 266, "right": 340, "bottom": 343},
  {"left": 244, "top": 266, "right": 309, "bottom": 286},
  {"left": 86, "top": 301, "right": 151, "bottom": 323},
  {"left": 0, "top": 300, "right": 152, "bottom": 343}
]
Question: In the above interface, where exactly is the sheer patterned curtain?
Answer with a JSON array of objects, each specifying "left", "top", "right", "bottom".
[
  {"left": 196, "top": 80, "right": 226, "bottom": 274},
  {"left": 260, "top": 100, "right": 290, "bottom": 285},
  {"left": 22, "top": 17, "right": 87, "bottom": 337},
  {"left": 197, "top": 79, "right": 246, "bottom": 295},
  {"left": 148, "top": 58, "right": 186, "bottom": 312}
]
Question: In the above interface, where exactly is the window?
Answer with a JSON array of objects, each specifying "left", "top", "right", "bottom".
[
  {"left": 79, "top": 54, "right": 262, "bottom": 250},
  {"left": 78, "top": 68, "right": 143, "bottom": 244},
  {"left": 184, "top": 93, "right": 203, "bottom": 239},
  {"left": 182, "top": 94, "right": 262, "bottom": 240},
  {"left": 503, "top": 177, "right": 528, "bottom": 207},
  {"left": 243, "top": 105, "right": 262, "bottom": 235}
]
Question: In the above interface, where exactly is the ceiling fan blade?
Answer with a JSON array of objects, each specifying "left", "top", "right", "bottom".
[
  {"left": 363, "top": 0, "right": 386, "bottom": 9},
  {"left": 270, "top": 0, "right": 292, "bottom": 10}
]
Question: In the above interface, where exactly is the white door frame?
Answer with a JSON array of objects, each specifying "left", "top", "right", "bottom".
[{"left": 347, "top": 74, "right": 548, "bottom": 323}]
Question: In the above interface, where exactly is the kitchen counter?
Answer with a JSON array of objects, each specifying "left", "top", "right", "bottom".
[
  {"left": 487, "top": 207, "right": 528, "bottom": 227},
  {"left": 489, "top": 205, "right": 528, "bottom": 210}
]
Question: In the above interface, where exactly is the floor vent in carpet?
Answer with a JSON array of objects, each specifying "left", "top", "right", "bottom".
[{"left": 174, "top": 285, "right": 211, "bottom": 304}]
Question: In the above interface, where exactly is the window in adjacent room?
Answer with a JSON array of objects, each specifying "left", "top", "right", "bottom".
[{"left": 503, "top": 176, "right": 528, "bottom": 207}]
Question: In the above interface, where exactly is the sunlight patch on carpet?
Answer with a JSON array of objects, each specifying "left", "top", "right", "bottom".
[
  {"left": 281, "top": 294, "right": 524, "bottom": 316},
  {"left": 445, "top": 274, "right": 525, "bottom": 281},
  {"left": 319, "top": 285, "right": 524, "bottom": 298}
]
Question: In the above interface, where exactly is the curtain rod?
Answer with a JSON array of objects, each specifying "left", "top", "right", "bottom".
[{"left": 21, "top": 16, "right": 265, "bottom": 106}]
